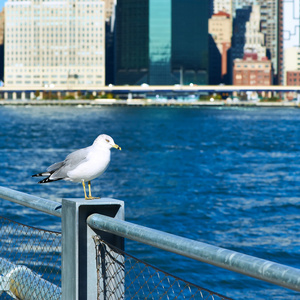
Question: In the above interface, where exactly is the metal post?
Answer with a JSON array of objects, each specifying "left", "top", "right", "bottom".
[{"left": 61, "top": 198, "right": 124, "bottom": 300}]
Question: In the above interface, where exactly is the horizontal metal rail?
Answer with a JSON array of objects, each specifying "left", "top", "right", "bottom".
[
  {"left": 0, "top": 186, "right": 62, "bottom": 217},
  {"left": 2, "top": 187, "right": 300, "bottom": 293},
  {"left": 87, "top": 213, "right": 300, "bottom": 293}
]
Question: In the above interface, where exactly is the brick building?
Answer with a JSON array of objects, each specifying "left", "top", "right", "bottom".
[
  {"left": 233, "top": 52, "right": 272, "bottom": 85},
  {"left": 286, "top": 71, "right": 300, "bottom": 86}
]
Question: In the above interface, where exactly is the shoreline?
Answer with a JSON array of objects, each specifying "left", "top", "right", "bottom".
[{"left": 0, "top": 99, "right": 299, "bottom": 107}]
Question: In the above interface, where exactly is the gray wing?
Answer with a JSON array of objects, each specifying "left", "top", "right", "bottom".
[
  {"left": 50, "top": 147, "right": 90, "bottom": 180},
  {"left": 47, "top": 161, "right": 64, "bottom": 172}
]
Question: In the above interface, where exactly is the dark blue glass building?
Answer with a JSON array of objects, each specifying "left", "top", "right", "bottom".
[
  {"left": 227, "top": 6, "right": 252, "bottom": 84},
  {"left": 115, "top": 0, "right": 209, "bottom": 85},
  {"left": 231, "top": 6, "right": 252, "bottom": 60}
]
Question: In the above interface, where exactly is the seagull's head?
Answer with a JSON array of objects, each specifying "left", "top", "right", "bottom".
[{"left": 94, "top": 134, "right": 121, "bottom": 150}]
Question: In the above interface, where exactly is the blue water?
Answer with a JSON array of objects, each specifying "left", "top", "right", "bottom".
[{"left": 1, "top": 105, "right": 300, "bottom": 299}]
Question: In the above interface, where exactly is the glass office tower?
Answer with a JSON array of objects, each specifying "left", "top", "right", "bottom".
[
  {"left": 115, "top": 0, "right": 209, "bottom": 85},
  {"left": 149, "top": 0, "right": 172, "bottom": 85},
  {"left": 172, "top": 0, "right": 209, "bottom": 85},
  {"left": 115, "top": 0, "right": 149, "bottom": 84},
  {"left": 227, "top": 6, "right": 252, "bottom": 84}
]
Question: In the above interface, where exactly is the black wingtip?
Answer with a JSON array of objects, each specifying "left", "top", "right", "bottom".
[
  {"left": 38, "top": 177, "right": 51, "bottom": 184},
  {"left": 32, "top": 173, "right": 47, "bottom": 178},
  {"left": 38, "top": 177, "right": 63, "bottom": 184}
]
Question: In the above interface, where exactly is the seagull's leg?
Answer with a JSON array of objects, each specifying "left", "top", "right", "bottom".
[
  {"left": 82, "top": 180, "right": 88, "bottom": 200},
  {"left": 88, "top": 181, "right": 100, "bottom": 200},
  {"left": 88, "top": 181, "right": 92, "bottom": 198}
]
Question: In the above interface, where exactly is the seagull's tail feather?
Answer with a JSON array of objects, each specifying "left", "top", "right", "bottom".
[
  {"left": 32, "top": 172, "right": 51, "bottom": 178},
  {"left": 32, "top": 171, "right": 63, "bottom": 184},
  {"left": 38, "top": 177, "right": 63, "bottom": 184}
]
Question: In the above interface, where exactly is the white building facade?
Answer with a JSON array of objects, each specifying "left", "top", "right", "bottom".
[
  {"left": 5, "top": 0, "right": 105, "bottom": 89},
  {"left": 284, "top": 47, "right": 300, "bottom": 84},
  {"left": 213, "top": 0, "right": 232, "bottom": 15},
  {"left": 244, "top": 5, "right": 267, "bottom": 59}
]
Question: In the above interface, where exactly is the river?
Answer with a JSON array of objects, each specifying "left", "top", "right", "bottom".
[{"left": 1, "top": 105, "right": 300, "bottom": 299}]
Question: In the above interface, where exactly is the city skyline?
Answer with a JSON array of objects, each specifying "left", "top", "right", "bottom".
[
  {"left": 0, "top": 0, "right": 299, "bottom": 88},
  {"left": 0, "top": 0, "right": 298, "bottom": 49}
]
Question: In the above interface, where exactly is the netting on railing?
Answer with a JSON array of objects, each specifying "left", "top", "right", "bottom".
[
  {"left": 0, "top": 217, "right": 61, "bottom": 300},
  {"left": 0, "top": 216, "right": 231, "bottom": 300},
  {"left": 93, "top": 236, "right": 232, "bottom": 300}
]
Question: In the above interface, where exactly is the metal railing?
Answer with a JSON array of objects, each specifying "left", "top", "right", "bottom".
[
  {"left": 87, "top": 214, "right": 300, "bottom": 293},
  {"left": 1, "top": 186, "right": 300, "bottom": 299},
  {"left": 92, "top": 237, "right": 231, "bottom": 300}
]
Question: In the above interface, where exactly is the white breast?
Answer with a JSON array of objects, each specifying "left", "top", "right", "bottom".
[{"left": 67, "top": 147, "right": 111, "bottom": 182}]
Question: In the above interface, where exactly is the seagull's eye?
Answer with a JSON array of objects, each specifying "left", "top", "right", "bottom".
[{"left": 105, "top": 139, "right": 110, "bottom": 143}]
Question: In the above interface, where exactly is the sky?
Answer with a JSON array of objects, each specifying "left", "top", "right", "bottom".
[{"left": 284, "top": 0, "right": 300, "bottom": 48}]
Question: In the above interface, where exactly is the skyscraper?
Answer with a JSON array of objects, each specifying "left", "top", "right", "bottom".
[
  {"left": 115, "top": 0, "right": 149, "bottom": 85},
  {"left": 115, "top": 0, "right": 209, "bottom": 85},
  {"left": 244, "top": 5, "right": 267, "bottom": 59},
  {"left": 5, "top": 0, "right": 105, "bottom": 88},
  {"left": 172, "top": 0, "right": 209, "bottom": 85},
  {"left": 104, "top": 0, "right": 116, "bottom": 85},
  {"left": 228, "top": 5, "right": 252, "bottom": 83},
  {"left": 149, "top": 0, "right": 172, "bottom": 85},
  {"left": 232, "top": 6, "right": 252, "bottom": 60},
  {"left": 260, "top": 0, "right": 284, "bottom": 84},
  {"left": 209, "top": 11, "right": 232, "bottom": 81},
  {"left": 278, "top": 0, "right": 284, "bottom": 85},
  {"left": 233, "top": 0, "right": 284, "bottom": 84},
  {"left": 0, "top": 8, "right": 4, "bottom": 82}
]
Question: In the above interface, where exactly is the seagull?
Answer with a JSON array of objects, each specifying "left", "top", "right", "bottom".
[{"left": 32, "top": 134, "right": 121, "bottom": 200}]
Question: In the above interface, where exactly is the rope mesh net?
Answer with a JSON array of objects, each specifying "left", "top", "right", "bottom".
[
  {"left": 0, "top": 216, "right": 231, "bottom": 299},
  {"left": 0, "top": 217, "right": 61, "bottom": 300},
  {"left": 93, "top": 236, "right": 232, "bottom": 300}
]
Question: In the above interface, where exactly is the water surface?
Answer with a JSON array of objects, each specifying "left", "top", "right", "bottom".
[{"left": 1, "top": 106, "right": 300, "bottom": 299}]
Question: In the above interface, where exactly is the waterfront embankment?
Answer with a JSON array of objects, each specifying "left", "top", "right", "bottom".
[{"left": 0, "top": 98, "right": 299, "bottom": 107}]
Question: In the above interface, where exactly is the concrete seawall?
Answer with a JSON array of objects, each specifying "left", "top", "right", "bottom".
[{"left": 0, "top": 99, "right": 299, "bottom": 107}]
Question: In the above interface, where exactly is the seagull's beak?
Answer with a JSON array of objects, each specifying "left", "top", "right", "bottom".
[{"left": 113, "top": 144, "right": 121, "bottom": 150}]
